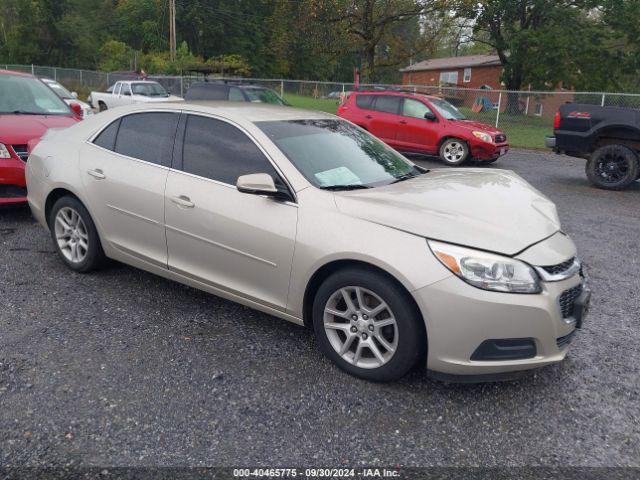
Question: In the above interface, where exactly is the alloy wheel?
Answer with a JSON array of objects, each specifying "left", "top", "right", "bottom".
[
  {"left": 595, "top": 151, "right": 630, "bottom": 183},
  {"left": 443, "top": 141, "right": 465, "bottom": 163},
  {"left": 323, "top": 286, "right": 398, "bottom": 369},
  {"left": 54, "top": 207, "right": 89, "bottom": 264}
]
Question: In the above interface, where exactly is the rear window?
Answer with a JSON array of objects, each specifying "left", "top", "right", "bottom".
[
  {"left": 185, "top": 83, "right": 229, "bottom": 101},
  {"left": 373, "top": 96, "right": 401, "bottom": 115},
  {"left": 355, "top": 94, "right": 374, "bottom": 109}
]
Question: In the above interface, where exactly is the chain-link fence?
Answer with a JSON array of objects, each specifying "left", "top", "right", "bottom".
[{"left": 6, "top": 64, "right": 640, "bottom": 148}]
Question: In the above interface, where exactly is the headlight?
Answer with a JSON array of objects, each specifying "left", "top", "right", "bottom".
[
  {"left": 428, "top": 240, "right": 541, "bottom": 293},
  {"left": 472, "top": 131, "right": 493, "bottom": 143},
  {"left": 0, "top": 143, "right": 12, "bottom": 159}
]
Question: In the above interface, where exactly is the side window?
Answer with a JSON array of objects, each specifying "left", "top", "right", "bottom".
[
  {"left": 114, "top": 112, "right": 179, "bottom": 167},
  {"left": 373, "top": 96, "right": 401, "bottom": 115},
  {"left": 93, "top": 119, "right": 120, "bottom": 151},
  {"left": 402, "top": 98, "right": 433, "bottom": 119},
  {"left": 355, "top": 94, "right": 374, "bottom": 110},
  {"left": 228, "top": 87, "right": 245, "bottom": 102},
  {"left": 122, "top": 84, "right": 132, "bottom": 96},
  {"left": 114, "top": 83, "right": 121, "bottom": 95},
  {"left": 182, "top": 115, "right": 279, "bottom": 185}
]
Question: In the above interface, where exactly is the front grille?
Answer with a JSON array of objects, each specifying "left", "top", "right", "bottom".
[
  {"left": 542, "top": 257, "right": 576, "bottom": 275},
  {"left": 559, "top": 284, "right": 582, "bottom": 318},
  {"left": 495, "top": 134, "right": 507, "bottom": 143},
  {"left": 0, "top": 185, "right": 27, "bottom": 198},
  {"left": 11, "top": 145, "right": 28, "bottom": 162},
  {"left": 556, "top": 330, "right": 576, "bottom": 349}
]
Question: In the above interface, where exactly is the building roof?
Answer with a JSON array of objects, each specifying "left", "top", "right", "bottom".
[{"left": 400, "top": 54, "right": 501, "bottom": 73}]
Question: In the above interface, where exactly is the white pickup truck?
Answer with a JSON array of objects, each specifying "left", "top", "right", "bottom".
[{"left": 88, "top": 80, "right": 182, "bottom": 112}]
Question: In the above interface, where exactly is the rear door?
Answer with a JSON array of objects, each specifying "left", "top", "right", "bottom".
[
  {"left": 368, "top": 95, "right": 402, "bottom": 147},
  {"left": 80, "top": 111, "right": 180, "bottom": 267},
  {"left": 395, "top": 98, "right": 439, "bottom": 154}
]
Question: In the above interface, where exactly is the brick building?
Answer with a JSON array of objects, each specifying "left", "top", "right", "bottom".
[{"left": 400, "top": 54, "right": 572, "bottom": 119}]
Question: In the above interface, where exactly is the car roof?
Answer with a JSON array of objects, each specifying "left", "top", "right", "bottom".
[
  {"left": 118, "top": 101, "right": 335, "bottom": 122},
  {"left": 354, "top": 90, "right": 440, "bottom": 102},
  {"left": 0, "top": 69, "right": 35, "bottom": 78},
  {"left": 189, "top": 82, "right": 268, "bottom": 90}
]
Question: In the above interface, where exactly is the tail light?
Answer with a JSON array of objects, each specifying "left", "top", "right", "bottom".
[{"left": 553, "top": 111, "right": 561, "bottom": 129}]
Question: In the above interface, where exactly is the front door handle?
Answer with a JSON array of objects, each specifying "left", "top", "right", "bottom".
[
  {"left": 87, "top": 169, "right": 106, "bottom": 180},
  {"left": 399, "top": 120, "right": 407, "bottom": 124},
  {"left": 170, "top": 195, "right": 195, "bottom": 208},
  {"left": 365, "top": 115, "right": 373, "bottom": 119}
]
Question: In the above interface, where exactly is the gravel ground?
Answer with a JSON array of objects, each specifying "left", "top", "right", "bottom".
[{"left": 1, "top": 149, "right": 639, "bottom": 468}]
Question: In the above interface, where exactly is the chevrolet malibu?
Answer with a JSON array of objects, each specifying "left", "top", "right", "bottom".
[{"left": 26, "top": 103, "right": 589, "bottom": 382}]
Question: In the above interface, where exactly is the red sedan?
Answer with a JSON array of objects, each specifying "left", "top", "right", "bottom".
[
  {"left": 338, "top": 90, "right": 509, "bottom": 166},
  {"left": 0, "top": 70, "right": 81, "bottom": 205}
]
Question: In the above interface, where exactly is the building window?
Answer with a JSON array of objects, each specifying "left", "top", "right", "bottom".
[
  {"left": 463, "top": 68, "right": 471, "bottom": 83},
  {"left": 439, "top": 71, "right": 458, "bottom": 86},
  {"left": 535, "top": 102, "right": 543, "bottom": 116}
]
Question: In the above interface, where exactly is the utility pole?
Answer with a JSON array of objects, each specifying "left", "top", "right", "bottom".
[{"left": 169, "top": 0, "right": 177, "bottom": 62}]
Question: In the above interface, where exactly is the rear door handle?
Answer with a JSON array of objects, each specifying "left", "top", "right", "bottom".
[
  {"left": 170, "top": 195, "right": 195, "bottom": 208},
  {"left": 399, "top": 120, "right": 407, "bottom": 124},
  {"left": 365, "top": 115, "right": 373, "bottom": 119},
  {"left": 87, "top": 169, "right": 106, "bottom": 180}
]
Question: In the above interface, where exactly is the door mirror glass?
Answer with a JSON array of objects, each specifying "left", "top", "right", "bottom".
[
  {"left": 424, "top": 111, "right": 437, "bottom": 121},
  {"left": 236, "top": 173, "right": 278, "bottom": 195}
]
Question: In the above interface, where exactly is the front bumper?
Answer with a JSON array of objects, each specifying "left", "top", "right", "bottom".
[
  {"left": 471, "top": 142, "right": 510, "bottom": 161},
  {"left": 0, "top": 156, "right": 27, "bottom": 205},
  {"left": 414, "top": 273, "right": 585, "bottom": 376}
]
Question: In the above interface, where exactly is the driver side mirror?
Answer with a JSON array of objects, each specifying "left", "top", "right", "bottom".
[
  {"left": 236, "top": 173, "right": 278, "bottom": 196},
  {"left": 424, "top": 111, "right": 437, "bottom": 121}
]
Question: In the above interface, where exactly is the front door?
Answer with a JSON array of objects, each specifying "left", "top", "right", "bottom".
[
  {"left": 164, "top": 113, "right": 297, "bottom": 310},
  {"left": 80, "top": 111, "right": 180, "bottom": 267},
  {"left": 395, "top": 98, "right": 439, "bottom": 154}
]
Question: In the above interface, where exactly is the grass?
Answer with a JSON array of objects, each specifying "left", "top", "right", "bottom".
[{"left": 283, "top": 94, "right": 553, "bottom": 150}]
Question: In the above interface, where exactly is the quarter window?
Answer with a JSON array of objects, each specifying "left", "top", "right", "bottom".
[
  {"left": 355, "top": 94, "right": 374, "bottom": 110},
  {"left": 373, "top": 96, "right": 401, "bottom": 115},
  {"left": 182, "top": 115, "right": 279, "bottom": 185},
  {"left": 402, "top": 98, "right": 433, "bottom": 119},
  {"left": 93, "top": 119, "right": 120, "bottom": 151},
  {"left": 114, "top": 112, "right": 179, "bottom": 167}
]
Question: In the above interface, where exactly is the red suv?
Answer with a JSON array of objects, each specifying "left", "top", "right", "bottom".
[
  {"left": 0, "top": 70, "right": 81, "bottom": 205},
  {"left": 337, "top": 90, "right": 509, "bottom": 166}
]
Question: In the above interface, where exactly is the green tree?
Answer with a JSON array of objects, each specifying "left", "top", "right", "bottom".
[{"left": 98, "top": 40, "right": 132, "bottom": 72}]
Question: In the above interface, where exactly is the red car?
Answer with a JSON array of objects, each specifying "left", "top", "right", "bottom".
[
  {"left": 337, "top": 90, "right": 509, "bottom": 166},
  {"left": 0, "top": 70, "right": 81, "bottom": 206}
]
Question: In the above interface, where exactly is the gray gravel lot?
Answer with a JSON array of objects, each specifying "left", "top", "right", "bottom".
[{"left": 1, "top": 149, "right": 639, "bottom": 468}]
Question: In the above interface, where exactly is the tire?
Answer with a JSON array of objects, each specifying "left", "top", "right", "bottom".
[
  {"left": 586, "top": 144, "right": 639, "bottom": 190},
  {"left": 48, "top": 196, "right": 106, "bottom": 272},
  {"left": 98, "top": 101, "right": 107, "bottom": 112},
  {"left": 312, "top": 267, "right": 426, "bottom": 382},
  {"left": 439, "top": 138, "right": 469, "bottom": 166}
]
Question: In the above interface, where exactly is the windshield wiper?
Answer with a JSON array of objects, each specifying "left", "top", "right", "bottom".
[
  {"left": 319, "top": 184, "right": 371, "bottom": 191},
  {"left": 11, "top": 110, "right": 43, "bottom": 115},
  {"left": 391, "top": 169, "right": 426, "bottom": 184}
]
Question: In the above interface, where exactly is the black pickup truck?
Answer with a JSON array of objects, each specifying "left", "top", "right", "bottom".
[{"left": 546, "top": 103, "right": 640, "bottom": 189}]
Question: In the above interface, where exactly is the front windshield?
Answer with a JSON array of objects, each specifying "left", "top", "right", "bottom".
[
  {"left": 0, "top": 75, "right": 71, "bottom": 115},
  {"left": 46, "top": 81, "right": 74, "bottom": 100},
  {"left": 245, "top": 88, "right": 286, "bottom": 105},
  {"left": 257, "top": 119, "right": 420, "bottom": 189},
  {"left": 430, "top": 98, "right": 466, "bottom": 120},
  {"left": 131, "top": 82, "right": 169, "bottom": 97}
]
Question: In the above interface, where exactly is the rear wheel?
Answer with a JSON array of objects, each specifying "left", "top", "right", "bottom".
[
  {"left": 586, "top": 144, "right": 639, "bottom": 190},
  {"left": 49, "top": 196, "right": 106, "bottom": 272},
  {"left": 312, "top": 267, "right": 426, "bottom": 382},
  {"left": 439, "top": 138, "right": 469, "bottom": 166}
]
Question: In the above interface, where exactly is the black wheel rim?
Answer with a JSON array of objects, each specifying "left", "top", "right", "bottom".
[{"left": 595, "top": 151, "right": 630, "bottom": 183}]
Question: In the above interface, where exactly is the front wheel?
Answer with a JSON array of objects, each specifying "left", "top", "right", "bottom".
[
  {"left": 98, "top": 101, "right": 108, "bottom": 112},
  {"left": 439, "top": 138, "right": 469, "bottom": 166},
  {"left": 49, "top": 196, "right": 106, "bottom": 272},
  {"left": 586, "top": 144, "right": 639, "bottom": 190},
  {"left": 312, "top": 267, "right": 426, "bottom": 382}
]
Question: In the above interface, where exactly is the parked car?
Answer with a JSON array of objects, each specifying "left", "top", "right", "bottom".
[
  {"left": 27, "top": 102, "right": 588, "bottom": 382},
  {"left": 338, "top": 90, "right": 509, "bottom": 166},
  {"left": 41, "top": 78, "right": 94, "bottom": 118},
  {"left": 0, "top": 70, "right": 80, "bottom": 206},
  {"left": 185, "top": 82, "right": 288, "bottom": 105},
  {"left": 546, "top": 103, "right": 640, "bottom": 190},
  {"left": 88, "top": 80, "right": 181, "bottom": 112}
]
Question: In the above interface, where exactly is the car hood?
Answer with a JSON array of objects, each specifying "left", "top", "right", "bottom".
[
  {"left": 333, "top": 169, "right": 560, "bottom": 256},
  {"left": 451, "top": 119, "right": 503, "bottom": 135},
  {"left": 0, "top": 114, "right": 77, "bottom": 145}
]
